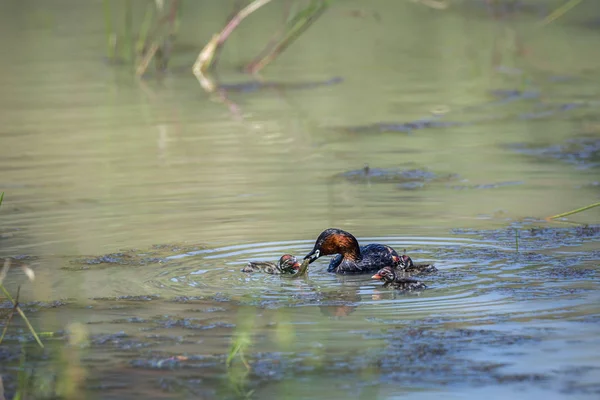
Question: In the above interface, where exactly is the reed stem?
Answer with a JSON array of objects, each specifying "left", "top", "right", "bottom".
[
  {"left": 102, "top": 0, "right": 116, "bottom": 60},
  {"left": 547, "top": 202, "right": 600, "bottom": 220},
  {"left": 136, "top": 1, "right": 156, "bottom": 55},
  {"left": 246, "top": 0, "right": 328, "bottom": 74},
  {"left": 193, "top": 0, "right": 275, "bottom": 85},
  {"left": 541, "top": 0, "right": 584, "bottom": 26},
  {"left": 123, "top": 0, "right": 134, "bottom": 63}
]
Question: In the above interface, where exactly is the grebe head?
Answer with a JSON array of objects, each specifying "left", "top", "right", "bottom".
[
  {"left": 400, "top": 251, "right": 414, "bottom": 268},
  {"left": 304, "top": 228, "right": 361, "bottom": 264},
  {"left": 371, "top": 266, "right": 397, "bottom": 283},
  {"left": 278, "top": 254, "right": 300, "bottom": 273}
]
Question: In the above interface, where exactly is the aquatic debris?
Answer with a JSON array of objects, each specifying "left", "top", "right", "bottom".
[
  {"left": 76, "top": 253, "right": 165, "bottom": 267},
  {"left": 91, "top": 295, "right": 160, "bottom": 302},
  {"left": 497, "top": 286, "right": 593, "bottom": 301},
  {"left": 219, "top": 77, "right": 343, "bottom": 93},
  {"left": 66, "top": 243, "right": 206, "bottom": 270},
  {"left": 156, "top": 376, "right": 215, "bottom": 397},
  {"left": 508, "top": 137, "right": 600, "bottom": 168},
  {"left": 488, "top": 89, "right": 539, "bottom": 102},
  {"left": 451, "top": 225, "right": 600, "bottom": 250},
  {"left": 190, "top": 307, "right": 226, "bottom": 313},
  {"left": 335, "top": 86, "right": 589, "bottom": 135},
  {"left": 130, "top": 357, "right": 181, "bottom": 370},
  {"left": 336, "top": 165, "right": 459, "bottom": 187},
  {"left": 340, "top": 118, "right": 465, "bottom": 133},
  {"left": 91, "top": 331, "right": 129, "bottom": 345},
  {"left": 152, "top": 315, "right": 235, "bottom": 331},
  {"left": 451, "top": 180, "right": 524, "bottom": 190},
  {"left": 84, "top": 253, "right": 130, "bottom": 265},
  {"left": 90, "top": 335, "right": 153, "bottom": 350},
  {"left": 171, "top": 296, "right": 207, "bottom": 303},
  {"left": 13, "top": 300, "right": 72, "bottom": 313},
  {"left": 0, "top": 347, "right": 19, "bottom": 362},
  {"left": 338, "top": 166, "right": 435, "bottom": 182},
  {"left": 518, "top": 102, "right": 586, "bottom": 120},
  {"left": 212, "top": 293, "right": 231, "bottom": 302},
  {"left": 121, "top": 327, "right": 554, "bottom": 392},
  {"left": 130, "top": 353, "right": 225, "bottom": 370},
  {"left": 535, "top": 266, "right": 597, "bottom": 280}
]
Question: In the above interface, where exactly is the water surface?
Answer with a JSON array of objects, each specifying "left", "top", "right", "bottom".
[{"left": 1, "top": 0, "right": 599, "bottom": 399}]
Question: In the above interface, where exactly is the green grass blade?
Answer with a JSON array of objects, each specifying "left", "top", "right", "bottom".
[
  {"left": 103, "top": 0, "right": 116, "bottom": 59},
  {"left": 547, "top": 202, "right": 600, "bottom": 220},
  {"left": 0, "top": 284, "right": 45, "bottom": 348},
  {"left": 541, "top": 0, "right": 584, "bottom": 26}
]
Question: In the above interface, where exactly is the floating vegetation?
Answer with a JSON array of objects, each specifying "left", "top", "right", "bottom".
[
  {"left": 339, "top": 118, "right": 466, "bottom": 134},
  {"left": 509, "top": 137, "right": 600, "bottom": 168},
  {"left": 65, "top": 243, "right": 206, "bottom": 270},
  {"left": 335, "top": 165, "right": 459, "bottom": 189},
  {"left": 451, "top": 224, "right": 600, "bottom": 250},
  {"left": 451, "top": 181, "right": 525, "bottom": 190},
  {"left": 218, "top": 76, "right": 343, "bottom": 93}
]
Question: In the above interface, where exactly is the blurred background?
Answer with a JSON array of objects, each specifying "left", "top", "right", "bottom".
[{"left": 1, "top": 0, "right": 599, "bottom": 399}]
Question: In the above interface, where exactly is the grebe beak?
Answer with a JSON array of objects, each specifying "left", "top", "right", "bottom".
[
  {"left": 304, "top": 249, "right": 321, "bottom": 264},
  {"left": 371, "top": 273, "right": 382, "bottom": 280}
]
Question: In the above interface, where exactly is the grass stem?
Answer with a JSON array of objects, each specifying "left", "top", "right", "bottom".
[
  {"left": 547, "top": 202, "right": 600, "bottom": 220},
  {"left": 540, "top": 0, "right": 584, "bottom": 26},
  {"left": 0, "top": 284, "right": 44, "bottom": 348},
  {"left": 102, "top": 0, "right": 116, "bottom": 60}
]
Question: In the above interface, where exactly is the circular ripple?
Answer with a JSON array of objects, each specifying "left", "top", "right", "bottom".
[{"left": 141, "top": 235, "right": 598, "bottom": 323}]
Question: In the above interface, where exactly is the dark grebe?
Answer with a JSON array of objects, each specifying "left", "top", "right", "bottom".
[{"left": 303, "top": 228, "right": 402, "bottom": 274}]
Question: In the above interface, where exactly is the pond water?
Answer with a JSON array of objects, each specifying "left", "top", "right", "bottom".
[{"left": 1, "top": 0, "right": 599, "bottom": 399}]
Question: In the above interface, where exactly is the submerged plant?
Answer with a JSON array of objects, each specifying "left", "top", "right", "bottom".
[{"left": 226, "top": 307, "right": 256, "bottom": 398}]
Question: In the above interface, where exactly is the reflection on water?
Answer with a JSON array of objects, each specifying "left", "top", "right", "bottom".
[{"left": 1, "top": 0, "right": 600, "bottom": 399}]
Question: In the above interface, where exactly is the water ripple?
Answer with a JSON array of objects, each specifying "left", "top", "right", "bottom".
[{"left": 146, "top": 235, "right": 599, "bottom": 324}]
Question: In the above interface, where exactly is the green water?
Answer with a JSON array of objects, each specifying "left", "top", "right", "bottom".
[{"left": 1, "top": 1, "right": 599, "bottom": 399}]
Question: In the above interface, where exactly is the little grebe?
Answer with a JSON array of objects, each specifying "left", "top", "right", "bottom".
[
  {"left": 372, "top": 266, "right": 427, "bottom": 291},
  {"left": 242, "top": 254, "right": 300, "bottom": 275},
  {"left": 399, "top": 253, "right": 438, "bottom": 275},
  {"left": 303, "top": 228, "right": 402, "bottom": 274}
]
